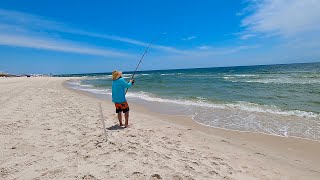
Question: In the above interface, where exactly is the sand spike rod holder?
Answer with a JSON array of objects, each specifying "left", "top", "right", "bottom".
[{"left": 99, "top": 103, "right": 108, "bottom": 142}]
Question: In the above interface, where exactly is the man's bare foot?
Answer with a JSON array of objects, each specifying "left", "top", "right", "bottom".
[{"left": 124, "top": 124, "right": 129, "bottom": 128}]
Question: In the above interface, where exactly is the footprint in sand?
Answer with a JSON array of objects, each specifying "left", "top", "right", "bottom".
[
  {"left": 220, "top": 139, "right": 230, "bottom": 144},
  {"left": 127, "top": 151, "right": 138, "bottom": 159},
  {"left": 81, "top": 174, "right": 97, "bottom": 180},
  {"left": 131, "top": 172, "right": 147, "bottom": 179},
  {"left": 172, "top": 175, "right": 182, "bottom": 180},
  {"left": 150, "top": 174, "right": 162, "bottom": 179},
  {"left": 208, "top": 170, "right": 220, "bottom": 176},
  {"left": 185, "top": 164, "right": 195, "bottom": 171}
]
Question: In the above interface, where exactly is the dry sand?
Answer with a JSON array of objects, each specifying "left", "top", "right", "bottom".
[{"left": 1, "top": 77, "right": 320, "bottom": 179}]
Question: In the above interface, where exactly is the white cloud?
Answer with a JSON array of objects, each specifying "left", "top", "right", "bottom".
[
  {"left": 182, "top": 36, "right": 197, "bottom": 41},
  {"left": 238, "top": 0, "right": 320, "bottom": 63},
  {"left": 241, "top": 0, "right": 320, "bottom": 37},
  {"left": 240, "top": 34, "right": 256, "bottom": 40},
  {"left": 63, "top": 30, "right": 185, "bottom": 54},
  {"left": 157, "top": 45, "right": 257, "bottom": 60},
  {"left": 197, "top": 46, "right": 210, "bottom": 50},
  {"left": 0, "top": 9, "right": 138, "bottom": 57},
  {"left": 0, "top": 8, "right": 184, "bottom": 54},
  {"left": 0, "top": 33, "right": 134, "bottom": 58}
]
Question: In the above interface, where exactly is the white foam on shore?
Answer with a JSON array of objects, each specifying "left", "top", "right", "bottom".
[
  {"left": 192, "top": 119, "right": 320, "bottom": 142},
  {"left": 68, "top": 80, "right": 111, "bottom": 94},
  {"left": 68, "top": 81, "right": 94, "bottom": 87}
]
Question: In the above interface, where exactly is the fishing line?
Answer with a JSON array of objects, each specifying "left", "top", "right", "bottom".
[{"left": 125, "top": 37, "right": 157, "bottom": 94}]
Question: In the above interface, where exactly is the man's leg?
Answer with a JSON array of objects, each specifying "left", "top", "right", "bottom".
[
  {"left": 117, "top": 112, "right": 123, "bottom": 126},
  {"left": 124, "top": 112, "right": 129, "bottom": 127}
]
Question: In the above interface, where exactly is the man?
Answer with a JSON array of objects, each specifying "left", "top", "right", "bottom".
[{"left": 112, "top": 70, "right": 134, "bottom": 128}]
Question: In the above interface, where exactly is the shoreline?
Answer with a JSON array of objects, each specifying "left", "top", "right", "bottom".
[
  {"left": 1, "top": 77, "right": 320, "bottom": 179},
  {"left": 64, "top": 78, "right": 320, "bottom": 167}
]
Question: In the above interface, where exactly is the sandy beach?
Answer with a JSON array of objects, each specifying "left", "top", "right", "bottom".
[{"left": 1, "top": 77, "right": 320, "bottom": 180}]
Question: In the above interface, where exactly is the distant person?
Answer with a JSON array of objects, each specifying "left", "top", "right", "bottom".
[{"left": 112, "top": 70, "right": 134, "bottom": 128}]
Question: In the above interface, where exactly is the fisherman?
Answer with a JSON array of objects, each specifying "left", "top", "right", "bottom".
[{"left": 112, "top": 70, "right": 135, "bottom": 128}]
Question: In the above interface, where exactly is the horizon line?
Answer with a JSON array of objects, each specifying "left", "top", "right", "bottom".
[{"left": 53, "top": 61, "right": 320, "bottom": 76}]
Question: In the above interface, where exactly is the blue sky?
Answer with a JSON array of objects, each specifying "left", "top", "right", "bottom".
[{"left": 0, "top": 0, "right": 319, "bottom": 74}]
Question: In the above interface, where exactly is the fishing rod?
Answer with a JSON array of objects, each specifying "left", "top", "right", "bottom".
[{"left": 125, "top": 38, "right": 155, "bottom": 94}]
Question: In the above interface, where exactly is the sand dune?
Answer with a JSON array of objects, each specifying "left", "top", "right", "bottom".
[{"left": 1, "top": 77, "right": 320, "bottom": 179}]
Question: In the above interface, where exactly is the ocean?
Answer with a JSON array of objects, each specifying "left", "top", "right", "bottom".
[{"left": 65, "top": 62, "right": 320, "bottom": 141}]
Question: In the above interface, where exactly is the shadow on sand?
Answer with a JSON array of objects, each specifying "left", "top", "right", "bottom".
[{"left": 107, "top": 125, "right": 125, "bottom": 131}]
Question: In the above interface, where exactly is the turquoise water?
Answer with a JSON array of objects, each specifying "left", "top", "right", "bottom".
[{"left": 66, "top": 62, "right": 320, "bottom": 141}]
